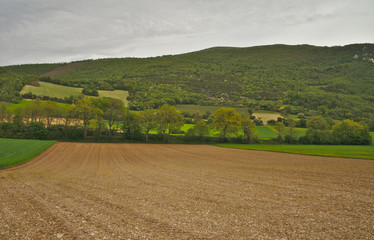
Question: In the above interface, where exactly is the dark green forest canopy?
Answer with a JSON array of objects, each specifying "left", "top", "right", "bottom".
[{"left": 3, "top": 44, "right": 374, "bottom": 118}]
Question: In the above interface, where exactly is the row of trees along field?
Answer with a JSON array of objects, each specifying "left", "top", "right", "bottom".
[{"left": 0, "top": 99, "right": 372, "bottom": 145}]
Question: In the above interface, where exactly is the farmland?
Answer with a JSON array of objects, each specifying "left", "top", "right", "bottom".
[
  {"left": 21, "top": 81, "right": 129, "bottom": 106},
  {"left": 0, "top": 138, "right": 55, "bottom": 169},
  {"left": 0, "top": 143, "right": 373, "bottom": 239}
]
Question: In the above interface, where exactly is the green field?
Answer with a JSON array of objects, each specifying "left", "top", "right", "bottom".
[
  {"left": 216, "top": 144, "right": 374, "bottom": 160},
  {"left": 21, "top": 81, "right": 82, "bottom": 98},
  {"left": 0, "top": 138, "right": 56, "bottom": 169},
  {"left": 255, "top": 126, "right": 277, "bottom": 139},
  {"left": 21, "top": 82, "right": 129, "bottom": 106},
  {"left": 7, "top": 100, "right": 70, "bottom": 110}
]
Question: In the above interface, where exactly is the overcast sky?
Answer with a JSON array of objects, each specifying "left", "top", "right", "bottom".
[{"left": 1, "top": 0, "right": 373, "bottom": 66}]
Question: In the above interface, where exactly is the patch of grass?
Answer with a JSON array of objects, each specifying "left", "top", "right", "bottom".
[
  {"left": 293, "top": 127, "right": 307, "bottom": 137},
  {"left": 21, "top": 81, "right": 82, "bottom": 99},
  {"left": 7, "top": 100, "right": 70, "bottom": 110},
  {"left": 255, "top": 126, "right": 277, "bottom": 139},
  {"left": 21, "top": 82, "right": 129, "bottom": 106},
  {"left": 98, "top": 90, "right": 129, "bottom": 107},
  {"left": 180, "top": 124, "right": 194, "bottom": 133},
  {"left": 216, "top": 144, "right": 374, "bottom": 160},
  {"left": 0, "top": 138, "right": 56, "bottom": 169}
]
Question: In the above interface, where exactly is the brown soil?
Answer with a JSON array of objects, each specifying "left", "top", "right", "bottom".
[
  {"left": 1, "top": 143, "right": 373, "bottom": 239},
  {"left": 41, "top": 62, "right": 85, "bottom": 77}
]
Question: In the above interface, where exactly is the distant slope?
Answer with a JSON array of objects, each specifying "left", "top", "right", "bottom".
[
  {"left": 4, "top": 44, "right": 374, "bottom": 119},
  {"left": 41, "top": 62, "right": 86, "bottom": 77},
  {"left": 5, "top": 63, "right": 65, "bottom": 76}
]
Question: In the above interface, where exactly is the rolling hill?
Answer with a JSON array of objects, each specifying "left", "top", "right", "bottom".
[{"left": 2, "top": 44, "right": 374, "bottom": 120}]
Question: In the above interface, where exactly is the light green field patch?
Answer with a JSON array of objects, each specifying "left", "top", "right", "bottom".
[
  {"left": 21, "top": 82, "right": 129, "bottom": 106},
  {"left": 255, "top": 126, "right": 277, "bottom": 139},
  {"left": 252, "top": 113, "right": 281, "bottom": 123},
  {"left": 98, "top": 90, "right": 129, "bottom": 107},
  {"left": 7, "top": 100, "right": 70, "bottom": 110},
  {"left": 292, "top": 127, "right": 307, "bottom": 137},
  {"left": 216, "top": 144, "right": 374, "bottom": 160},
  {"left": 180, "top": 124, "right": 194, "bottom": 133},
  {"left": 21, "top": 81, "right": 82, "bottom": 98},
  {"left": 0, "top": 138, "right": 56, "bottom": 169}
]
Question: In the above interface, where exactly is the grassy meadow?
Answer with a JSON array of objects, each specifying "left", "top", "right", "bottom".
[
  {"left": 21, "top": 81, "right": 82, "bottom": 98},
  {"left": 0, "top": 138, "right": 56, "bottom": 169},
  {"left": 21, "top": 82, "right": 129, "bottom": 106},
  {"left": 216, "top": 144, "right": 374, "bottom": 160},
  {"left": 7, "top": 100, "right": 70, "bottom": 110}
]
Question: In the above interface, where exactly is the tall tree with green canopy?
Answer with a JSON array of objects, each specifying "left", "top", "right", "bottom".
[
  {"left": 241, "top": 115, "right": 256, "bottom": 144},
  {"left": 102, "top": 98, "right": 126, "bottom": 137},
  {"left": 42, "top": 100, "right": 58, "bottom": 128},
  {"left": 212, "top": 107, "right": 241, "bottom": 142},
  {"left": 0, "top": 102, "right": 9, "bottom": 123},
  {"left": 274, "top": 122, "right": 286, "bottom": 141},
  {"left": 332, "top": 119, "right": 371, "bottom": 145},
  {"left": 305, "top": 116, "right": 330, "bottom": 144},
  {"left": 139, "top": 109, "right": 158, "bottom": 142},
  {"left": 157, "top": 104, "right": 184, "bottom": 142},
  {"left": 74, "top": 98, "right": 102, "bottom": 139},
  {"left": 190, "top": 120, "right": 210, "bottom": 140}
]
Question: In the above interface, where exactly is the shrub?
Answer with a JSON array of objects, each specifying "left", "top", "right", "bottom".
[{"left": 29, "top": 122, "right": 48, "bottom": 140}]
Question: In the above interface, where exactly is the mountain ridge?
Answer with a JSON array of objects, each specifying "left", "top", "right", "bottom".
[{"left": 2, "top": 43, "right": 374, "bottom": 121}]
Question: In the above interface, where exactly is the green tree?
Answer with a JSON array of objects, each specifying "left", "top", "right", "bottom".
[
  {"left": 42, "top": 100, "right": 58, "bottom": 128},
  {"left": 192, "top": 120, "right": 210, "bottom": 139},
  {"left": 62, "top": 105, "right": 75, "bottom": 128},
  {"left": 193, "top": 111, "right": 203, "bottom": 123},
  {"left": 0, "top": 102, "right": 9, "bottom": 123},
  {"left": 122, "top": 111, "right": 142, "bottom": 140},
  {"left": 274, "top": 122, "right": 286, "bottom": 141},
  {"left": 332, "top": 119, "right": 371, "bottom": 145},
  {"left": 26, "top": 99, "right": 43, "bottom": 122},
  {"left": 139, "top": 109, "right": 158, "bottom": 142},
  {"left": 305, "top": 116, "right": 330, "bottom": 144},
  {"left": 103, "top": 98, "right": 126, "bottom": 137},
  {"left": 82, "top": 85, "right": 99, "bottom": 96},
  {"left": 157, "top": 104, "right": 184, "bottom": 142},
  {"left": 29, "top": 121, "right": 48, "bottom": 140},
  {"left": 74, "top": 98, "right": 102, "bottom": 139},
  {"left": 212, "top": 107, "right": 241, "bottom": 142},
  {"left": 285, "top": 119, "right": 297, "bottom": 143},
  {"left": 241, "top": 115, "right": 256, "bottom": 144}
]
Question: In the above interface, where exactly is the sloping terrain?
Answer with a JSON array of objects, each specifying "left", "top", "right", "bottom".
[
  {"left": 1, "top": 143, "right": 373, "bottom": 239},
  {"left": 5, "top": 44, "right": 374, "bottom": 115}
]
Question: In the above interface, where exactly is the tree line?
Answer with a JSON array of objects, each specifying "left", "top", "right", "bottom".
[{"left": 0, "top": 99, "right": 371, "bottom": 145}]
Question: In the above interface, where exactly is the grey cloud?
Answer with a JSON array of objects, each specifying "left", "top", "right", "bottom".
[{"left": 0, "top": 0, "right": 373, "bottom": 65}]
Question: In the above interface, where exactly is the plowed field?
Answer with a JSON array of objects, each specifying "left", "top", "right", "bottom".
[{"left": 1, "top": 143, "right": 373, "bottom": 239}]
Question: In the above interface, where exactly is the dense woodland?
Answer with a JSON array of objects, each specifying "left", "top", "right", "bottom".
[{"left": 1, "top": 43, "right": 374, "bottom": 129}]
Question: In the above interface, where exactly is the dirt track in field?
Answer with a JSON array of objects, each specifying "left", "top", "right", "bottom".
[{"left": 1, "top": 143, "right": 373, "bottom": 239}]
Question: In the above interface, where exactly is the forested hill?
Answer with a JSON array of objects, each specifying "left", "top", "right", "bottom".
[{"left": 3, "top": 44, "right": 374, "bottom": 119}]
